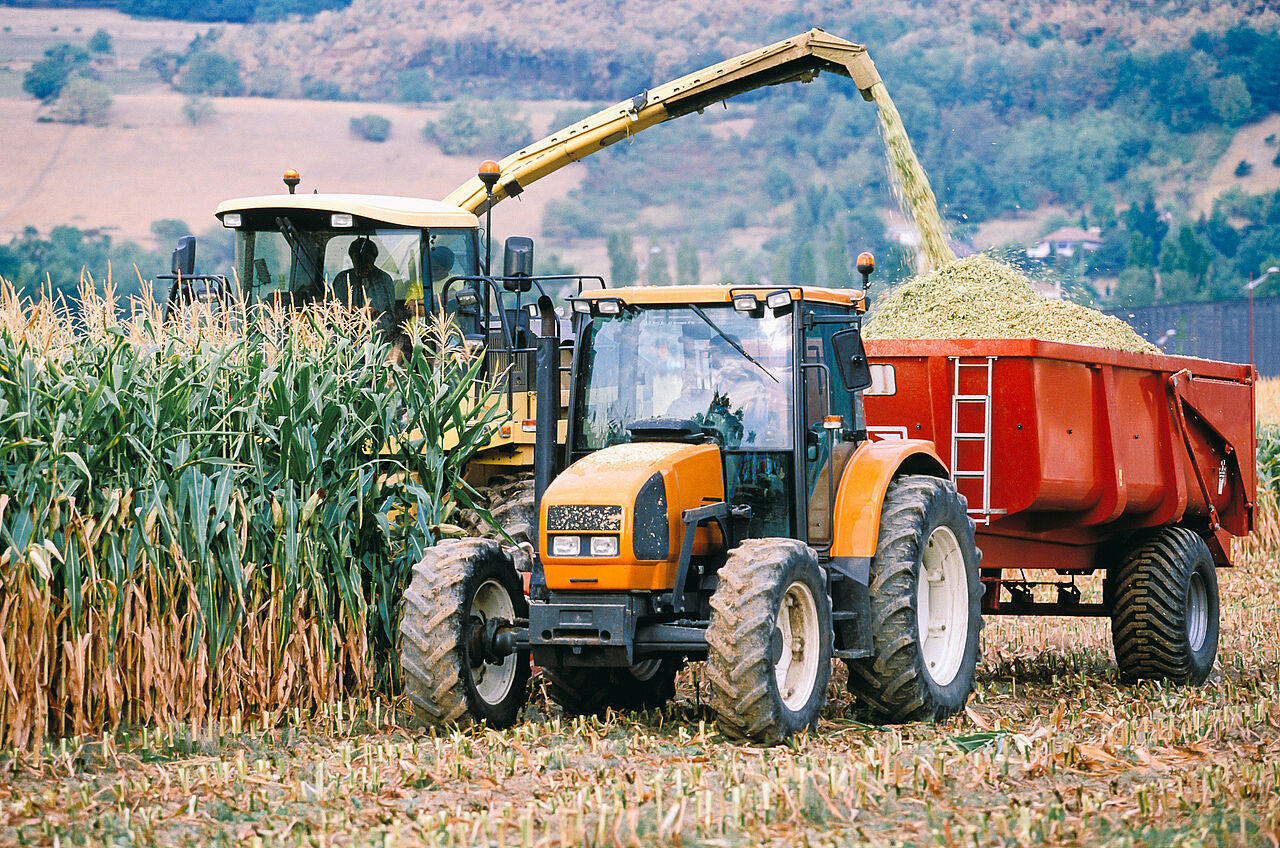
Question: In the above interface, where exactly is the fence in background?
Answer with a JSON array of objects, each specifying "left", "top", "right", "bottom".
[{"left": 1107, "top": 295, "right": 1279, "bottom": 375}]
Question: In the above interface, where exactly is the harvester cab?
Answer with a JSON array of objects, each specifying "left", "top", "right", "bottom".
[
  {"left": 168, "top": 168, "right": 604, "bottom": 542},
  {"left": 400, "top": 273, "right": 987, "bottom": 742}
]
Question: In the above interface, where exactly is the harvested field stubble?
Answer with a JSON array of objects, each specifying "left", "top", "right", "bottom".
[
  {"left": 3, "top": 498, "right": 1277, "bottom": 845},
  {"left": 866, "top": 254, "right": 1160, "bottom": 353}
]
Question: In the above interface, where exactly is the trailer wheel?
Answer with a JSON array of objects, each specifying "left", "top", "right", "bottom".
[
  {"left": 458, "top": 473, "right": 537, "bottom": 549},
  {"left": 706, "top": 538, "right": 832, "bottom": 743},
  {"left": 543, "top": 658, "right": 683, "bottom": 716},
  {"left": 400, "top": 538, "right": 530, "bottom": 728},
  {"left": 1110, "top": 526, "right": 1218, "bottom": 685},
  {"left": 847, "top": 476, "right": 982, "bottom": 723}
]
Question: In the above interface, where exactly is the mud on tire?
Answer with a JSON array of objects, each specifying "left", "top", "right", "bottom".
[
  {"left": 458, "top": 473, "right": 537, "bottom": 549},
  {"left": 706, "top": 538, "right": 832, "bottom": 743},
  {"left": 544, "top": 658, "right": 683, "bottom": 716},
  {"left": 846, "top": 475, "right": 982, "bottom": 724},
  {"left": 400, "top": 538, "right": 530, "bottom": 728},
  {"left": 1110, "top": 526, "right": 1218, "bottom": 685}
]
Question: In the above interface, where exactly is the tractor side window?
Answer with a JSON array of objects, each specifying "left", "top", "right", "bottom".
[{"left": 802, "top": 304, "right": 861, "bottom": 547}]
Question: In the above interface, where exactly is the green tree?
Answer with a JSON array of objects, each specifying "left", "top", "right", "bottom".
[
  {"left": 676, "top": 238, "right": 700, "bottom": 285},
  {"left": 1209, "top": 75, "right": 1252, "bottom": 127},
  {"left": 54, "top": 78, "right": 112, "bottom": 125},
  {"left": 822, "top": 222, "right": 850, "bottom": 287},
  {"left": 182, "top": 94, "right": 216, "bottom": 124},
  {"left": 178, "top": 51, "right": 243, "bottom": 96},
  {"left": 87, "top": 28, "right": 113, "bottom": 55},
  {"left": 22, "top": 43, "right": 90, "bottom": 102},
  {"left": 1158, "top": 269, "right": 1198, "bottom": 303},
  {"left": 607, "top": 232, "right": 637, "bottom": 286},
  {"left": 246, "top": 66, "right": 292, "bottom": 98},
  {"left": 350, "top": 114, "right": 391, "bottom": 142},
  {"left": 1112, "top": 266, "right": 1156, "bottom": 307},
  {"left": 142, "top": 48, "right": 182, "bottom": 84},
  {"left": 1126, "top": 232, "right": 1154, "bottom": 269},
  {"left": 421, "top": 102, "right": 533, "bottom": 156},
  {"left": 151, "top": 219, "right": 192, "bottom": 247},
  {"left": 645, "top": 242, "right": 671, "bottom": 285}
]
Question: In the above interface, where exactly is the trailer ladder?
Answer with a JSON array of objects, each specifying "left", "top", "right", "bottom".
[{"left": 949, "top": 357, "right": 1006, "bottom": 525}]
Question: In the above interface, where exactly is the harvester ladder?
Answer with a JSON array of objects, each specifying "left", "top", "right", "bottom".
[{"left": 949, "top": 357, "right": 1003, "bottom": 525}]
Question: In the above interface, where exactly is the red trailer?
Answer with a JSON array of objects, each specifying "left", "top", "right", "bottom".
[{"left": 862, "top": 338, "right": 1256, "bottom": 681}]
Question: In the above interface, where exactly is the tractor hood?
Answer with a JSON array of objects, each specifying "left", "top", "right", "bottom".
[{"left": 539, "top": 442, "right": 725, "bottom": 591}]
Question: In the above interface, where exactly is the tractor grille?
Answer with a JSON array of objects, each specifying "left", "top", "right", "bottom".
[{"left": 546, "top": 504, "right": 623, "bottom": 532}]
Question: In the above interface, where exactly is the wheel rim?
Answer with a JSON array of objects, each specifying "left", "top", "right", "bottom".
[
  {"left": 916, "top": 525, "right": 968, "bottom": 687},
  {"left": 1187, "top": 569, "right": 1209, "bottom": 653},
  {"left": 774, "top": 579, "right": 822, "bottom": 712},
  {"left": 470, "top": 577, "right": 518, "bottom": 705}
]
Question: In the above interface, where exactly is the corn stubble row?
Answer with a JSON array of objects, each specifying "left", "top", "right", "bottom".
[{"left": 0, "top": 282, "right": 502, "bottom": 749}]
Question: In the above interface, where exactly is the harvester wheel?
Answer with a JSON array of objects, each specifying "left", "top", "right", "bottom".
[
  {"left": 459, "top": 473, "right": 537, "bottom": 549},
  {"left": 1110, "top": 526, "right": 1218, "bottom": 685},
  {"left": 706, "top": 538, "right": 831, "bottom": 743},
  {"left": 400, "top": 538, "right": 530, "bottom": 728},
  {"left": 543, "top": 658, "right": 683, "bottom": 716},
  {"left": 847, "top": 475, "right": 982, "bottom": 723}
]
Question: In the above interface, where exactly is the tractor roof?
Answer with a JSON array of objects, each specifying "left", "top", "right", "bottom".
[
  {"left": 576, "top": 284, "right": 866, "bottom": 310},
  {"left": 214, "top": 194, "right": 479, "bottom": 228}
]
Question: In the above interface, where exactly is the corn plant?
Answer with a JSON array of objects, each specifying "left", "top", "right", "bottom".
[{"left": 0, "top": 280, "right": 506, "bottom": 748}]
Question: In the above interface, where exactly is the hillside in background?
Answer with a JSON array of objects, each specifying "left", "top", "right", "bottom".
[{"left": 0, "top": 0, "right": 1278, "bottom": 306}]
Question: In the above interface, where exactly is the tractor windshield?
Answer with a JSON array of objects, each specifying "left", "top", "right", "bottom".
[{"left": 575, "top": 305, "right": 794, "bottom": 451}]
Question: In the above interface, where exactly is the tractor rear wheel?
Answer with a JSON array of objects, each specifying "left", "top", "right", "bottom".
[
  {"left": 1110, "top": 526, "right": 1218, "bottom": 685},
  {"left": 543, "top": 658, "right": 682, "bottom": 716},
  {"left": 400, "top": 538, "right": 530, "bottom": 728},
  {"left": 706, "top": 538, "right": 831, "bottom": 743},
  {"left": 846, "top": 475, "right": 982, "bottom": 723}
]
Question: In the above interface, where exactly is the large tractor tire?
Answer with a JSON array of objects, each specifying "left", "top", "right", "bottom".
[
  {"left": 544, "top": 658, "right": 683, "bottom": 716},
  {"left": 400, "top": 538, "right": 530, "bottom": 728},
  {"left": 706, "top": 538, "right": 832, "bottom": 743},
  {"left": 458, "top": 473, "right": 536, "bottom": 547},
  {"left": 1110, "top": 526, "right": 1218, "bottom": 685},
  {"left": 847, "top": 475, "right": 982, "bottom": 724}
]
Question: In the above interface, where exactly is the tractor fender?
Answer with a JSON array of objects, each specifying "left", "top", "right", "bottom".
[{"left": 828, "top": 439, "right": 950, "bottom": 560}]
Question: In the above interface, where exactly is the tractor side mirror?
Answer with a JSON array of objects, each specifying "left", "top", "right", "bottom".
[
  {"left": 171, "top": 235, "right": 196, "bottom": 277},
  {"left": 832, "top": 327, "right": 873, "bottom": 391},
  {"left": 502, "top": 236, "right": 534, "bottom": 291}
]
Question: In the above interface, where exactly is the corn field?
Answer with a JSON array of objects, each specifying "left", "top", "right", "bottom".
[{"left": 0, "top": 281, "right": 504, "bottom": 750}]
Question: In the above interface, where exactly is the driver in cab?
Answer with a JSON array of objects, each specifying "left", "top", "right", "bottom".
[{"left": 334, "top": 237, "right": 396, "bottom": 341}]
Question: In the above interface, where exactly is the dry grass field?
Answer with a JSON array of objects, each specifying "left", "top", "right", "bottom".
[{"left": 2, "top": 383, "right": 1275, "bottom": 846}]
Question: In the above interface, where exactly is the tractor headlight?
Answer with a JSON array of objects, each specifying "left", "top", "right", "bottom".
[
  {"left": 589, "top": 536, "right": 619, "bottom": 557},
  {"left": 551, "top": 535, "right": 581, "bottom": 557}
]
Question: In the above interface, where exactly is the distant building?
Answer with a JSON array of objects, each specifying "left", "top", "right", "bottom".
[{"left": 1026, "top": 226, "right": 1103, "bottom": 259}]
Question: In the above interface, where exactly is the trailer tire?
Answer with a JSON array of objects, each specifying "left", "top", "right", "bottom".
[
  {"left": 1110, "top": 527, "right": 1218, "bottom": 685},
  {"left": 543, "top": 658, "right": 682, "bottom": 716},
  {"left": 846, "top": 476, "right": 982, "bottom": 724},
  {"left": 400, "top": 539, "right": 530, "bottom": 728},
  {"left": 459, "top": 473, "right": 537, "bottom": 550},
  {"left": 706, "top": 539, "right": 832, "bottom": 743}
]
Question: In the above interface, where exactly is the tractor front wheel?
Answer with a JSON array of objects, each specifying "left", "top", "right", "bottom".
[
  {"left": 706, "top": 538, "right": 832, "bottom": 743},
  {"left": 400, "top": 538, "right": 530, "bottom": 728}
]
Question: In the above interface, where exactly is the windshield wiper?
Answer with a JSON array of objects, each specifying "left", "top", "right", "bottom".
[
  {"left": 688, "top": 303, "right": 778, "bottom": 383},
  {"left": 274, "top": 216, "right": 324, "bottom": 289}
]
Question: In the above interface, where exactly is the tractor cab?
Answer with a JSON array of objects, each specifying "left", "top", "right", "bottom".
[{"left": 562, "top": 285, "right": 873, "bottom": 546}]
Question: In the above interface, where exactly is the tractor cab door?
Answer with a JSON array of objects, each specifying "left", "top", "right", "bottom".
[{"left": 801, "top": 304, "right": 865, "bottom": 548}]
